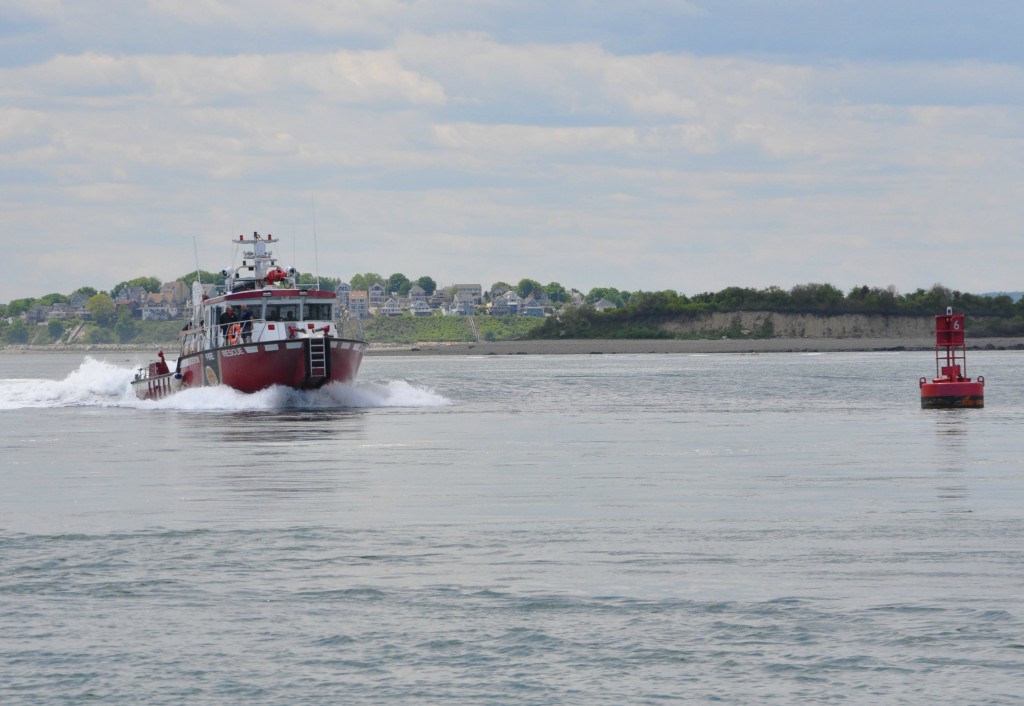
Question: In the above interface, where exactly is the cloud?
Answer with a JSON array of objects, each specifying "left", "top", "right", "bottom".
[
  {"left": 0, "top": 108, "right": 52, "bottom": 148},
  {"left": 3, "top": 49, "right": 446, "bottom": 107},
  {"left": 3, "top": 6, "right": 1024, "bottom": 301}
]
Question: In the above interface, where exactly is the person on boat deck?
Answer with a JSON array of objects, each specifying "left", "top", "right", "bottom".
[
  {"left": 155, "top": 351, "right": 170, "bottom": 375},
  {"left": 238, "top": 305, "right": 254, "bottom": 343},
  {"left": 220, "top": 306, "right": 238, "bottom": 341}
]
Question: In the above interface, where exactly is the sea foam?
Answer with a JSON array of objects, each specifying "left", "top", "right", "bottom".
[{"left": 0, "top": 357, "right": 449, "bottom": 411}]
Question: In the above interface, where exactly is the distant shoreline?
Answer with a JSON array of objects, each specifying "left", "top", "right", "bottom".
[
  {"left": 4, "top": 337, "right": 1024, "bottom": 356},
  {"left": 364, "top": 337, "right": 1024, "bottom": 356}
]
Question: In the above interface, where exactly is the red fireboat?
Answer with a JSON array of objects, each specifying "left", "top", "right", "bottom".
[
  {"left": 919, "top": 307, "right": 984, "bottom": 409},
  {"left": 131, "top": 231, "right": 366, "bottom": 400}
]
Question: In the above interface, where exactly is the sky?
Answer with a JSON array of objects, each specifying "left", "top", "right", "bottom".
[{"left": 2, "top": 0, "right": 1023, "bottom": 303}]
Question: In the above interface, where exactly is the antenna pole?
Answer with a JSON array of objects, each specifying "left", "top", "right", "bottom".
[
  {"left": 192, "top": 236, "right": 202, "bottom": 285},
  {"left": 312, "top": 196, "right": 321, "bottom": 290}
]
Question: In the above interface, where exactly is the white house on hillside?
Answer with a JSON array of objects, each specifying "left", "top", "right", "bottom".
[
  {"left": 410, "top": 300, "right": 432, "bottom": 316},
  {"left": 381, "top": 298, "right": 402, "bottom": 316}
]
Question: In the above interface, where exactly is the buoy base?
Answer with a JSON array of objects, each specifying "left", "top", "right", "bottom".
[{"left": 920, "top": 381, "right": 985, "bottom": 409}]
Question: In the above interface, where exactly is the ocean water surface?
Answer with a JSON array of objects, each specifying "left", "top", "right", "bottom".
[{"left": 1, "top": 350, "right": 1022, "bottom": 704}]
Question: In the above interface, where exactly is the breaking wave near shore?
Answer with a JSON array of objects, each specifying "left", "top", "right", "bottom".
[{"left": 0, "top": 357, "right": 449, "bottom": 411}]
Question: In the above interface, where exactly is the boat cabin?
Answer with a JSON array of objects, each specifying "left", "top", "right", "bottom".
[
  {"left": 177, "top": 232, "right": 347, "bottom": 355},
  {"left": 180, "top": 289, "right": 339, "bottom": 353}
]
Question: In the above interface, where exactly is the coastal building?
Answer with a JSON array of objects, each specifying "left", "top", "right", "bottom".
[
  {"left": 409, "top": 285, "right": 428, "bottom": 304},
  {"left": 142, "top": 295, "right": 179, "bottom": 320},
  {"left": 113, "top": 286, "right": 148, "bottom": 307},
  {"left": 335, "top": 282, "right": 351, "bottom": 309},
  {"left": 68, "top": 292, "right": 93, "bottom": 314},
  {"left": 159, "top": 281, "right": 189, "bottom": 307},
  {"left": 427, "top": 291, "right": 446, "bottom": 309},
  {"left": 447, "top": 293, "right": 477, "bottom": 316},
  {"left": 489, "top": 297, "right": 510, "bottom": 316},
  {"left": 46, "top": 303, "right": 72, "bottom": 320},
  {"left": 24, "top": 304, "right": 48, "bottom": 324},
  {"left": 521, "top": 298, "right": 545, "bottom": 317},
  {"left": 410, "top": 300, "right": 432, "bottom": 316},
  {"left": 348, "top": 291, "right": 370, "bottom": 318},
  {"left": 504, "top": 290, "right": 521, "bottom": 314},
  {"left": 368, "top": 283, "right": 386, "bottom": 308},
  {"left": 453, "top": 284, "right": 483, "bottom": 305},
  {"left": 490, "top": 284, "right": 512, "bottom": 300},
  {"left": 381, "top": 298, "right": 402, "bottom": 316}
]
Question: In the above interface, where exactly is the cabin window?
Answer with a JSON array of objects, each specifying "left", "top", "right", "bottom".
[
  {"left": 265, "top": 303, "right": 296, "bottom": 321},
  {"left": 304, "top": 303, "right": 332, "bottom": 321},
  {"left": 262, "top": 301, "right": 330, "bottom": 321}
]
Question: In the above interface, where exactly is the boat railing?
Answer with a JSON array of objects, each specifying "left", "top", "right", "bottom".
[{"left": 208, "top": 317, "right": 341, "bottom": 346}]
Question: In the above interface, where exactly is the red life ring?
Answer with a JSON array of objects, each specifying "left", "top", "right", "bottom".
[{"left": 227, "top": 323, "right": 242, "bottom": 344}]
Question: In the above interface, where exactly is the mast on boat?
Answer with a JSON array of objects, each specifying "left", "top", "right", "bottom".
[{"left": 222, "top": 232, "right": 296, "bottom": 292}]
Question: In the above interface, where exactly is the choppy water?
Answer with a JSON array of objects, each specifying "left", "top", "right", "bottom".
[{"left": 1, "top": 350, "right": 1023, "bottom": 704}]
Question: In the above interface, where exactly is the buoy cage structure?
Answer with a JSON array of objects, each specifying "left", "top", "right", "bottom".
[{"left": 919, "top": 307, "right": 984, "bottom": 409}]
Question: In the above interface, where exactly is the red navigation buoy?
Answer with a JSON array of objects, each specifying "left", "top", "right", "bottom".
[{"left": 919, "top": 307, "right": 984, "bottom": 408}]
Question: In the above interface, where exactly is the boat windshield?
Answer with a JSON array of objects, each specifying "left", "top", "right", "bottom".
[
  {"left": 264, "top": 301, "right": 333, "bottom": 322},
  {"left": 304, "top": 303, "right": 333, "bottom": 320}
]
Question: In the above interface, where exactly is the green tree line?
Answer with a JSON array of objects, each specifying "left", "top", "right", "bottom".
[
  {"left": 4, "top": 278, "right": 1024, "bottom": 344},
  {"left": 529, "top": 283, "right": 1024, "bottom": 339}
]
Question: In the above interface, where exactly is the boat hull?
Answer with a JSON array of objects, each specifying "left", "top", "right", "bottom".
[
  {"left": 920, "top": 380, "right": 985, "bottom": 409},
  {"left": 133, "top": 337, "right": 366, "bottom": 399}
]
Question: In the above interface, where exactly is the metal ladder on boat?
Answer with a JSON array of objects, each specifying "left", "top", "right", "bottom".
[{"left": 305, "top": 338, "right": 329, "bottom": 385}]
